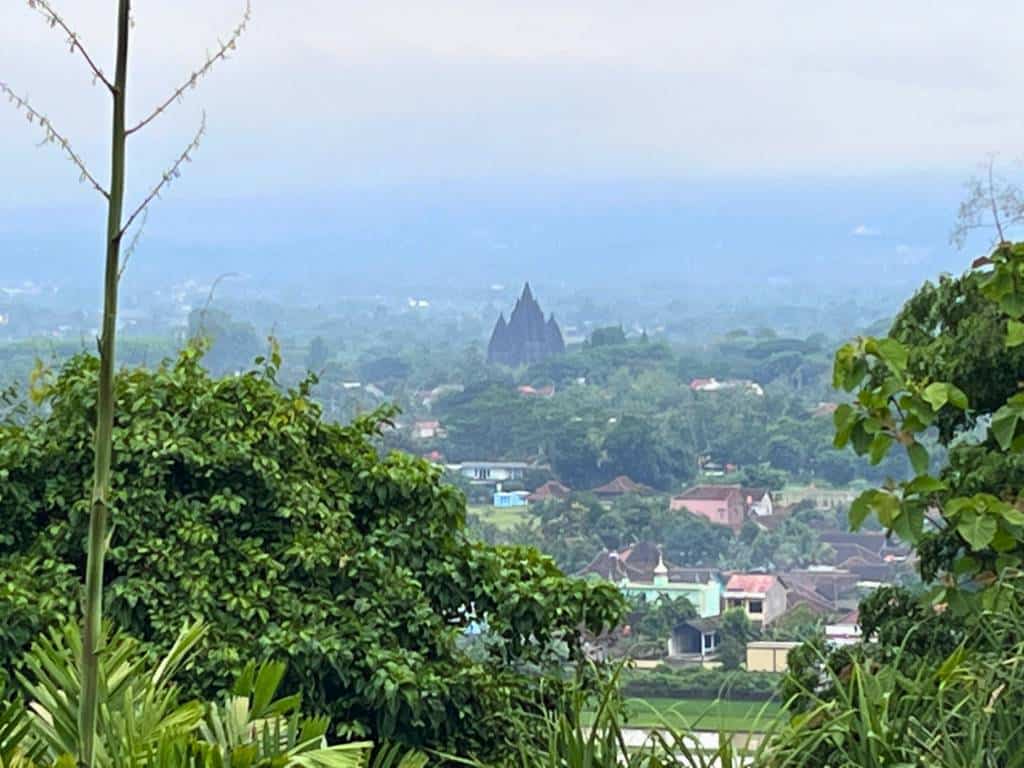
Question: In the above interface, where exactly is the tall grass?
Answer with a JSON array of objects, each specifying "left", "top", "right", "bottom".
[{"left": 499, "top": 593, "right": 1024, "bottom": 768}]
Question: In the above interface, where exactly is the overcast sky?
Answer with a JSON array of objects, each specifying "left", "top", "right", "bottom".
[
  {"left": 2, "top": 2, "right": 1021, "bottom": 289},
  {"left": 3, "top": 1, "right": 1022, "bottom": 195}
]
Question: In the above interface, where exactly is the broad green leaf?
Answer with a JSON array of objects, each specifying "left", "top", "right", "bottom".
[
  {"left": 905, "top": 475, "right": 946, "bottom": 495},
  {"left": 849, "top": 492, "right": 872, "bottom": 530},
  {"left": 991, "top": 407, "right": 1020, "bottom": 452},
  {"left": 907, "top": 442, "right": 929, "bottom": 475},
  {"left": 999, "top": 507, "right": 1024, "bottom": 526},
  {"left": 922, "top": 383, "right": 949, "bottom": 411},
  {"left": 872, "top": 491, "right": 900, "bottom": 528},
  {"left": 874, "top": 338, "right": 909, "bottom": 373},
  {"left": 1008, "top": 319, "right": 1024, "bottom": 348},
  {"left": 957, "top": 512, "right": 997, "bottom": 551},
  {"left": 890, "top": 505, "right": 923, "bottom": 544},
  {"left": 990, "top": 528, "right": 1017, "bottom": 553},
  {"left": 868, "top": 433, "right": 893, "bottom": 464},
  {"left": 946, "top": 385, "right": 968, "bottom": 410}
]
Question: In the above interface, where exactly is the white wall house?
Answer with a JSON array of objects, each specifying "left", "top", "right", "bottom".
[{"left": 451, "top": 461, "right": 529, "bottom": 485}]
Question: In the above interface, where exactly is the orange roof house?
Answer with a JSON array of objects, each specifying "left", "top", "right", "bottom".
[
  {"left": 592, "top": 475, "right": 654, "bottom": 499},
  {"left": 527, "top": 480, "right": 571, "bottom": 503}
]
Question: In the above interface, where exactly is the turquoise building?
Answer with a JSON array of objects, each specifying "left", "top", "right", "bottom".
[{"left": 580, "top": 543, "right": 723, "bottom": 619}]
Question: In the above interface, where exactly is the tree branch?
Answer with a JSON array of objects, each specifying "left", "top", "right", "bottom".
[
  {"left": 119, "top": 112, "right": 206, "bottom": 238},
  {"left": 26, "top": 0, "right": 114, "bottom": 91},
  {"left": 0, "top": 82, "right": 109, "bottom": 198},
  {"left": 987, "top": 156, "right": 1006, "bottom": 245},
  {"left": 126, "top": 0, "right": 252, "bottom": 137},
  {"left": 118, "top": 208, "right": 147, "bottom": 281}
]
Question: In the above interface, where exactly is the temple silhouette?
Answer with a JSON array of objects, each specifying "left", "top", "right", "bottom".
[{"left": 487, "top": 283, "right": 565, "bottom": 367}]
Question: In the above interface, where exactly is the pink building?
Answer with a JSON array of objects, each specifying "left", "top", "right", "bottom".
[{"left": 670, "top": 485, "right": 746, "bottom": 531}]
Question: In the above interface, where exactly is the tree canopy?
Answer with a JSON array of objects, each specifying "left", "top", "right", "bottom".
[{"left": 0, "top": 347, "right": 624, "bottom": 757}]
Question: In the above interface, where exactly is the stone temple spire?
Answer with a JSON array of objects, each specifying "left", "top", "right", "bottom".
[{"left": 487, "top": 283, "right": 565, "bottom": 367}]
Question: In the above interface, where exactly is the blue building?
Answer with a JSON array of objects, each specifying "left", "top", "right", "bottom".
[{"left": 493, "top": 490, "right": 529, "bottom": 508}]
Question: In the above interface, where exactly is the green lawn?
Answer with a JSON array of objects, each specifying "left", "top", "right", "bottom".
[
  {"left": 592, "top": 698, "right": 782, "bottom": 733},
  {"left": 467, "top": 504, "right": 533, "bottom": 530}
]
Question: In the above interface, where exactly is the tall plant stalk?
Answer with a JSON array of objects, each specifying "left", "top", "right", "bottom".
[
  {"left": 1, "top": 2, "right": 251, "bottom": 765},
  {"left": 79, "top": 2, "right": 131, "bottom": 765}
]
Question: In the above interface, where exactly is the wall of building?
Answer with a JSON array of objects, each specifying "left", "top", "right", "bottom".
[{"left": 746, "top": 642, "right": 800, "bottom": 672}]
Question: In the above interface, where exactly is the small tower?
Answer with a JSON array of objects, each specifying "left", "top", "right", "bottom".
[{"left": 653, "top": 550, "right": 669, "bottom": 587}]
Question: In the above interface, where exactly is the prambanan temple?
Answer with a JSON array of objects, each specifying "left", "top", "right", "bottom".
[{"left": 487, "top": 283, "right": 566, "bottom": 367}]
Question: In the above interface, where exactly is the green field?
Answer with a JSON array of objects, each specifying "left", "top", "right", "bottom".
[
  {"left": 598, "top": 698, "right": 782, "bottom": 732},
  {"left": 467, "top": 504, "right": 533, "bottom": 530}
]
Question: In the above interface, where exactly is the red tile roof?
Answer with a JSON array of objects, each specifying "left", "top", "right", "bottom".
[
  {"left": 725, "top": 574, "right": 779, "bottom": 594},
  {"left": 592, "top": 475, "right": 653, "bottom": 496},
  {"left": 675, "top": 485, "right": 743, "bottom": 501},
  {"left": 527, "top": 480, "right": 571, "bottom": 502}
]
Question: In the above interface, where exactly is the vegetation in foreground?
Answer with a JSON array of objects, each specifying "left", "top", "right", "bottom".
[{"left": 3, "top": 0, "right": 1024, "bottom": 764}]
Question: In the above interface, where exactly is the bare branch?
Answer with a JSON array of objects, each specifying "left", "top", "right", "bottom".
[
  {"left": 118, "top": 208, "right": 147, "bottom": 281},
  {"left": 119, "top": 112, "right": 206, "bottom": 238},
  {"left": 126, "top": 0, "right": 252, "bottom": 137},
  {"left": 0, "top": 81, "right": 109, "bottom": 198},
  {"left": 25, "top": 0, "right": 114, "bottom": 91},
  {"left": 193, "top": 272, "right": 242, "bottom": 341},
  {"left": 951, "top": 156, "right": 1024, "bottom": 251},
  {"left": 987, "top": 156, "right": 1006, "bottom": 245}
]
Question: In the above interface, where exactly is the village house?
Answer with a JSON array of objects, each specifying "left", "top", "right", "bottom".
[
  {"left": 527, "top": 480, "right": 571, "bottom": 503},
  {"left": 591, "top": 475, "right": 654, "bottom": 500},
  {"left": 411, "top": 420, "right": 446, "bottom": 440},
  {"left": 579, "top": 542, "right": 722, "bottom": 619},
  {"left": 670, "top": 485, "right": 746, "bottom": 531},
  {"left": 723, "top": 573, "right": 788, "bottom": 626},
  {"left": 782, "top": 567, "right": 860, "bottom": 614},
  {"left": 746, "top": 640, "right": 801, "bottom": 672},
  {"left": 826, "top": 609, "right": 863, "bottom": 647},
  {"left": 669, "top": 617, "right": 721, "bottom": 660},
  {"left": 744, "top": 487, "right": 773, "bottom": 517},
  {"left": 450, "top": 461, "right": 530, "bottom": 485},
  {"left": 492, "top": 488, "right": 529, "bottom": 508},
  {"left": 670, "top": 485, "right": 775, "bottom": 530}
]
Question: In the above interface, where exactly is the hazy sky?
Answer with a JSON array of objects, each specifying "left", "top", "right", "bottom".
[{"left": 2, "top": 1, "right": 1022, "bottom": 290}]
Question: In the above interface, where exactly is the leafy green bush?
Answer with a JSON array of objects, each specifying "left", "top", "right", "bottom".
[
  {"left": 0, "top": 348, "right": 624, "bottom": 758},
  {"left": 622, "top": 668, "right": 781, "bottom": 702}
]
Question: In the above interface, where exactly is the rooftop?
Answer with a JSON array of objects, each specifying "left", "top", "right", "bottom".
[
  {"left": 725, "top": 573, "right": 779, "bottom": 594},
  {"left": 674, "top": 484, "right": 743, "bottom": 501},
  {"left": 592, "top": 475, "right": 653, "bottom": 496}
]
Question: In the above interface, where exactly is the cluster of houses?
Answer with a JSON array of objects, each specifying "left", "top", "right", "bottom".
[
  {"left": 578, "top": 537, "right": 906, "bottom": 670},
  {"left": 437, "top": 462, "right": 904, "bottom": 671},
  {"left": 444, "top": 459, "right": 657, "bottom": 508}
]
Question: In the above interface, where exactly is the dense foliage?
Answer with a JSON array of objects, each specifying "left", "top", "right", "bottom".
[
  {"left": 0, "top": 346, "right": 624, "bottom": 758},
  {"left": 621, "top": 667, "right": 781, "bottom": 702},
  {"left": 775, "top": 241, "right": 1024, "bottom": 766},
  {"left": 433, "top": 333, "right": 904, "bottom": 493}
]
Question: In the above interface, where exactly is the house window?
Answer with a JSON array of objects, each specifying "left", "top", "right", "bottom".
[
  {"left": 728, "top": 599, "right": 743, "bottom": 609},
  {"left": 748, "top": 600, "right": 764, "bottom": 614}
]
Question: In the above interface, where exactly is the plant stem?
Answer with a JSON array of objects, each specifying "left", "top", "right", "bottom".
[{"left": 79, "top": 1, "right": 130, "bottom": 766}]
